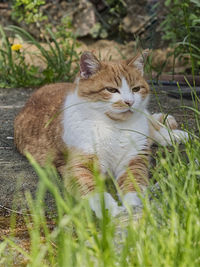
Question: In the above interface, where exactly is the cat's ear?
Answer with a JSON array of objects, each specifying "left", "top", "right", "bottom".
[
  {"left": 80, "top": 51, "right": 101, "bottom": 79},
  {"left": 127, "top": 49, "right": 149, "bottom": 76}
]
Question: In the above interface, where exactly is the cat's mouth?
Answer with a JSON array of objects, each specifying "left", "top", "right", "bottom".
[
  {"left": 121, "top": 109, "right": 133, "bottom": 114},
  {"left": 105, "top": 109, "right": 133, "bottom": 121},
  {"left": 114, "top": 108, "right": 134, "bottom": 114}
]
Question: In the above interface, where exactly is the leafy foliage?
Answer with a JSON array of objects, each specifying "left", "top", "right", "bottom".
[
  {"left": 0, "top": 26, "right": 40, "bottom": 88},
  {"left": 161, "top": 0, "right": 200, "bottom": 74},
  {"left": 12, "top": 0, "right": 47, "bottom": 25},
  {"left": 90, "top": 0, "right": 127, "bottom": 39}
]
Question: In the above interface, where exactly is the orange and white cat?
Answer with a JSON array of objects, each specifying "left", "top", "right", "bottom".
[{"left": 14, "top": 50, "right": 188, "bottom": 218}]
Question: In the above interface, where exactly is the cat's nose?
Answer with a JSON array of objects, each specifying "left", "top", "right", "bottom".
[{"left": 124, "top": 100, "right": 134, "bottom": 107}]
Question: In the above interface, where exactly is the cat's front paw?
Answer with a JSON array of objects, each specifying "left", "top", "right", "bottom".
[
  {"left": 171, "top": 129, "right": 189, "bottom": 143},
  {"left": 160, "top": 128, "right": 189, "bottom": 145},
  {"left": 155, "top": 127, "right": 189, "bottom": 146},
  {"left": 152, "top": 113, "right": 178, "bottom": 130},
  {"left": 89, "top": 192, "right": 124, "bottom": 218},
  {"left": 164, "top": 115, "right": 178, "bottom": 130},
  {"left": 123, "top": 192, "right": 143, "bottom": 211}
]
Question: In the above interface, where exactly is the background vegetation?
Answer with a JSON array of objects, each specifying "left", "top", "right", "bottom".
[
  {"left": 0, "top": 24, "right": 79, "bottom": 88},
  {"left": 0, "top": 0, "right": 199, "bottom": 88},
  {"left": 160, "top": 0, "right": 200, "bottom": 75}
]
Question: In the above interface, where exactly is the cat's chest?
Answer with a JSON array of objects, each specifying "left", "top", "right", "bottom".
[
  {"left": 91, "top": 119, "right": 148, "bottom": 174},
  {"left": 62, "top": 97, "right": 149, "bottom": 175}
]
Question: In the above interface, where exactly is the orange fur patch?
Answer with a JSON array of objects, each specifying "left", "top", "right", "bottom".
[
  {"left": 112, "top": 100, "right": 129, "bottom": 109},
  {"left": 117, "top": 153, "right": 149, "bottom": 194},
  {"left": 78, "top": 60, "right": 150, "bottom": 103},
  {"left": 62, "top": 150, "right": 99, "bottom": 196}
]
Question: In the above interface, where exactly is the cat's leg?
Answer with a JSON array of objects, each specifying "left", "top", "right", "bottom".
[
  {"left": 149, "top": 113, "right": 188, "bottom": 146},
  {"left": 117, "top": 153, "right": 149, "bottom": 210},
  {"left": 89, "top": 192, "right": 124, "bottom": 218},
  {"left": 58, "top": 151, "right": 96, "bottom": 196},
  {"left": 58, "top": 150, "right": 122, "bottom": 218}
]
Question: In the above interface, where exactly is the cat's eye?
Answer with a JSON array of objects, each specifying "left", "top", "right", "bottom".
[
  {"left": 132, "top": 86, "right": 141, "bottom": 93},
  {"left": 105, "top": 87, "right": 120, "bottom": 93}
]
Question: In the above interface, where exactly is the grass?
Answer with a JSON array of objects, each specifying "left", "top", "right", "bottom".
[{"left": 0, "top": 98, "right": 200, "bottom": 266}]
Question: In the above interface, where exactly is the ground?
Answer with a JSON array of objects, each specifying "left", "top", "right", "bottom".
[{"left": 0, "top": 84, "right": 197, "bottom": 215}]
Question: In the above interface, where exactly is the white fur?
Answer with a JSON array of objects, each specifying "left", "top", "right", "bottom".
[
  {"left": 149, "top": 113, "right": 189, "bottom": 146},
  {"left": 62, "top": 76, "right": 188, "bottom": 217},
  {"left": 119, "top": 77, "right": 135, "bottom": 104},
  {"left": 123, "top": 192, "right": 142, "bottom": 207},
  {"left": 62, "top": 77, "right": 149, "bottom": 217},
  {"left": 155, "top": 128, "right": 189, "bottom": 146},
  {"left": 109, "top": 77, "right": 148, "bottom": 113},
  {"left": 62, "top": 79, "right": 149, "bottom": 177},
  {"left": 89, "top": 192, "right": 124, "bottom": 218}
]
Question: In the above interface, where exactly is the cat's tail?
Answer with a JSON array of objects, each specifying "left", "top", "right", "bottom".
[{"left": 148, "top": 113, "right": 189, "bottom": 146}]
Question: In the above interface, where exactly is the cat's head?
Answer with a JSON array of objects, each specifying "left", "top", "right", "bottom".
[{"left": 77, "top": 50, "right": 150, "bottom": 121}]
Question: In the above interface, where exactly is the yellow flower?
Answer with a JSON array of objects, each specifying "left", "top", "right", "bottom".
[{"left": 11, "top": 44, "right": 22, "bottom": 51}]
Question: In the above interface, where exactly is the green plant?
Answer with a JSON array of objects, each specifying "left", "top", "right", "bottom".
[
  {"left": 12, "top": 0, "right": 47, "bottom": 25},
  {"left": 0, "top": 25, "right": 79, "bottom": 88},
  {"left": 53, "top": 15, "right": 81, "bottom": 58},
  {"left": 0, "top": 26, "right": 40, "bottom": 88},
  {"left": 88, "top": 0, "right": 127, "bottom": 39},
  {"left": 161, "top": 0, "right": 200, "bottom": 74}
]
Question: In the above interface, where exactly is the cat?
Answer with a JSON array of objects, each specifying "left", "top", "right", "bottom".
[{"left": 14, "top": 50, "right": 188, "bottom": 218}]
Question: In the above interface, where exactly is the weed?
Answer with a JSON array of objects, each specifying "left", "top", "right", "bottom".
[
  {"left": 0, "top": 25, "right": 79, "bottom": 88},
  {"left": 12, "top": 0, "right": 47, "bottom": 25},
  {"left": 161, "top": 0, "right": 200, "bottom": 74}
]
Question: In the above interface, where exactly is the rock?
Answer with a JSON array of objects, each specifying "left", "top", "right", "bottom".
[
  {"left": 0, "top": 0, "right": 161, "bottom": 41},
  {"left": 122, "top": 0, "right": 150, "bottom": 35},
  {"left": 73, "top": 0, "right": 97, "bottom": 37},
  {"left": 150, "top": 48, "right": 191, "bottom": 73},
  {"left": 122, "top": 14, "right": 150, "bottom": 35},
  {"left": 85, "top": 39, "right": 137, "bottom": 60}
]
